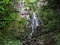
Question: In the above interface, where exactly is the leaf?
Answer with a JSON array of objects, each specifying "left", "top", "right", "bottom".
[
  {"left": 0, "top": 6, "right": 4, "bottom": 10},
  {"left": 26, "top": 0, "right": 36, "bottom": 3}
]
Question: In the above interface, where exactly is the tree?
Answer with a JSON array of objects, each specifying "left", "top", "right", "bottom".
[
  {"left": 39, "top": 0, "right": 60, "bottom": 45},
  {"left": 0, "top": 0, "right": 18, "bottom": 44}
]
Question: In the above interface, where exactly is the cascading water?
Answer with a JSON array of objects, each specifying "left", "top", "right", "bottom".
[{"left": 27, "top": 12, "right": 39, "bottom": 39}]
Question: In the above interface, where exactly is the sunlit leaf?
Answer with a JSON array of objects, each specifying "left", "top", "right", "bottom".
[
  {"left": 0, "top": 6, "right": 4, "bottom": 10},
  {"left": 26, "top": 0, "right": 36, "bottom": 3}
]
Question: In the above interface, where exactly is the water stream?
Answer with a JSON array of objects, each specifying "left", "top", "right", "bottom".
[{"left": 27, "top": 12, "right": 39, "bottom": 39}]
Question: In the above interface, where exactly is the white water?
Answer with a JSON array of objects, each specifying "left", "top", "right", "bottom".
[{"left": 28, "top": 12, "right": 39, "bottom": 39}]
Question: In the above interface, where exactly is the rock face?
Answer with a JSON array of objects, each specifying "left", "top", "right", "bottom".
[{"left": 13, "top": 0, "right": 30, "bottom": 20}]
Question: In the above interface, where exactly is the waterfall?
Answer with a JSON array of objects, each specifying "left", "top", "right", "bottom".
[
  {"left": 13, "top": 0, "right": 40, "bottom": 39},
  {"left": 27, "top": 12, "right": 39, "bottom": 39}
]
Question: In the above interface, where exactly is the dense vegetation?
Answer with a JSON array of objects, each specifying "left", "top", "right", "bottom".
[{"left": 0, "top": 0, "right": 60, "bottom": 45}]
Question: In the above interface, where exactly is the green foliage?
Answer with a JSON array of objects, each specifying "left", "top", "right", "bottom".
[
  {"left": 3, "top": 0, "right": 9, "bottom": 3},
  {"left": 25, "top": 0, "right": 38, "bottom": 11},
  {"left": 0, "top": 0, "right": 17, "bottom": 29},
  {"left": 39, "top": 0, "right": 60, "bottom": 45},
  {"left": 44, "top": 0, "right": 60, "bottom": 10},
  {"left": 0, "top": 0, "right": 19, "bottom": 44},
  {"left": 4, "top": 39, "right": 23, "bottom": 45},
  {"left": 0, "top": 0, "right": 60, "bottom": 45}
]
